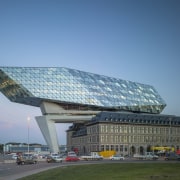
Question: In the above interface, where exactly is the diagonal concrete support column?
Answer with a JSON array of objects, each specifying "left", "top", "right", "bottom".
[
  {"left": 35, "top": 101, "right": 100, "bottom": 153},
  {"left": 35, "top": 116, "right": 59, "bottom": 153}
]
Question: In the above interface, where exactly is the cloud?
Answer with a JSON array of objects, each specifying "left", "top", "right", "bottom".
[{"left": 0, "top": 120, "right": 16, "bottom": 129}]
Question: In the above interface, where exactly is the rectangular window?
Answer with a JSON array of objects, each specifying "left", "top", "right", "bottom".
[
  {"left": 111, "top": 135, "right": 114, "bottom": 143},
  {"left": 119, "top": 126, "right": 122, "bottom": 133},
  {"left": 120, "top": 145, "right": 123, "bottom": 152},
  {"left": 134, "top": 127, "right": 137, "bottom": 133},
  {"left": 134, "top": 136, "right": 137, "bottom": 143},
  {"left": 101, "top": 145, "right": 104, "bottom": 151},
  {"left": 145, "top": 127, "right": 148, "bottom": 133},
  {"left": 101, "top": 135, "right": 104, "bottom": 143},
  {"left": 97, "top": 125, "right": 99, "bottom": 133},
  {"left": 121, "top": 136, "right": 124, "bottom": 143},
  {"left": 119, "top": 135, "right": 121, "bottom": 143},
  {"left": 101, "top": 125, "right": 105, "bottom": 133},
  {"left": 116, "top": 145, "right": 119, "bottom": 151},
  {"left": 115, "top": 125, "right": 118, "bottom": 133},
  {"left": 106, "top": 145, "right": 109, "bottom": 151},
  {"left": 105, "top": 125, "right": 108, "bottom": 133},
  {"left": 105, "top": 135, "right": 108, "bottom": 142},
  {"left": 124, "top": 146, "right": 128, "bottom": 152},
  {"left": 110, "top": 125, "right": 114, "bottom": 133},
  {"left": 142, "top": 127, "right": 145, "bottom": 134},
  {"left": 124, "top": 136, "right": 127, "bottom": 143},
  {"left": 124, "top": 126, "right": 127, "bottom": 133},
  {"left": 115, "top": 136, "right": 118, "bottom": 143}
]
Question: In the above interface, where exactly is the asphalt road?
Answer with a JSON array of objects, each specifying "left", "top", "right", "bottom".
[
  {"left": 0, "top": 158, "right": 180, "bottom": 180},
  {"left": 0, "top": 159, "right": 111, "bottom": 180},
  {"left": 0, "top": 160, "right": 77, "bottom": 180}
]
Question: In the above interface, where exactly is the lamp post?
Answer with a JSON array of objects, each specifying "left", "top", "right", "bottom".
[
  {"left": 3, "top": 144, "right": 5, "bottom": 156},
  {"left": 27, "top": 116, "right": 30, "bottom": 157},
  {"left": 169, "top": 118, "right": 172, "bottom": 147},
  {"left": 152, "top": 137, "right": 154, "bottom": 154}
]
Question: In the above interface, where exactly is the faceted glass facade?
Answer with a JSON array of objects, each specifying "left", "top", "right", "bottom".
[{"left": 0, "top": 67, "right": 166, "bottom": 113}]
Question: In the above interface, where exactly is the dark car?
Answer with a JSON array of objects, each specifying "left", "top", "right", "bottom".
[
  {"left": 164, "top": 153, "right": 180, "bottom": 161},
  {"left": 65, "top": 156, "right": 80, "bottom": 162},
  {"left": 16, "top": 156, "right": 37, "bottom": 165}
]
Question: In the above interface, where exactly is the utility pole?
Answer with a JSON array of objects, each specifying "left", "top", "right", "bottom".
[{"left": 27, "top": 116, "right": 30, "bottom": 157}]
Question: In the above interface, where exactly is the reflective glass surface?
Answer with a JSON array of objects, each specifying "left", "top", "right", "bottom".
[{"left": 0, "top": 67, "right": 166, "bottom": 113}]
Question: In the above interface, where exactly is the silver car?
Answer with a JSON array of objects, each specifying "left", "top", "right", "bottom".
[{"left": 110, "top": 155, "right": 125, "bottom": 160}]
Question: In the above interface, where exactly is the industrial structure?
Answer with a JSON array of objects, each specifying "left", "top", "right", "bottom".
[{"left": 0, "top": 67, "right": 179, "bottom": 154}]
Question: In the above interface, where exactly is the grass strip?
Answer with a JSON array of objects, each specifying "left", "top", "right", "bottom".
[{"left": 19, "top": 163, "right": 180, "bottom": 180}]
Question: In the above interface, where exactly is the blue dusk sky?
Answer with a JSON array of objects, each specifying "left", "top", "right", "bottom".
[{"left": 0, "top": 0, "right": 180, "bottom": 145}]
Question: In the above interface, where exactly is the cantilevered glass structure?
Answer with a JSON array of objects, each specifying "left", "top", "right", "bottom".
[
  {"left": 0, "top": 67, "right": 166, "bottom": 114},
  {"left": 0, "top": 67, "right": 167, "bottom": 153}
]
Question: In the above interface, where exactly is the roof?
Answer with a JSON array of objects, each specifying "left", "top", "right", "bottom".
[{"left": 90, "top": 111, "right": 180, "bottom": 126}]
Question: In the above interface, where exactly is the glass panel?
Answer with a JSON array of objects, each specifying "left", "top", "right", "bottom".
[{"left": 0, "top": 67, "right": 166, "bottom": 113}]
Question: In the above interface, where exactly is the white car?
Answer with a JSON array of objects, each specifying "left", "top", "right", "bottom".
[
  {"left": 52, "top": 156, "right": 63, "bottom": 162},
  {"left": 12, "top": 154, "right": 18, "bottom": 160},
  {"left": 47, "top": 155, "right": 63, "bottom": 163},
  {"left": 110, "top": 155, "right": 125, "bottom": 160}
]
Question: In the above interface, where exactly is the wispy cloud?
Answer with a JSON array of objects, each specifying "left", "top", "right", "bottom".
[{"left": 0, "top": 120, "right": 16, "bottom": 129}]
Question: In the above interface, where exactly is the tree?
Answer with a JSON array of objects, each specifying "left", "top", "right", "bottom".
[{"left": 0, "top": 144, "right": 3, "bottom": 154}]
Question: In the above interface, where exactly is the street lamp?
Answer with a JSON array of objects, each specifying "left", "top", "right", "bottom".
[
  {"left": 169, "top": 118, "right": 172, "bottom": 147},
  {"left": 3, "top": 144, "right": 5, "bottom": 156},
  {"left": 27, "top": 116, "right": 30, "bottom": 157}
]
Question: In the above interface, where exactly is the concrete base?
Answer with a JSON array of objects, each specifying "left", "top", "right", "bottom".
[
  {"left": 35, "top": 114, "right": 94, "bottom": 153},
  {"left": 35, "top": 101, "right": 100, "bottom": 153}
]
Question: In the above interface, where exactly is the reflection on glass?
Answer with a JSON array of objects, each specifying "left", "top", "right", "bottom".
[{"left": 0, "top": 67, "right": 166, "bottom": 113}]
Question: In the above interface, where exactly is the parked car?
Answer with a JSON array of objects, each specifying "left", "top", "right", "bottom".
[
  {"left": 46, "top": 155, "right": 63, "bottom": 163},
  {"left": 16, "top": 156, "right": 37, "bottom": 165},
  {"left": 110, "top": 154, "right": 125, "bottom": 160},
  {"left": 81, "top": 152, "right": 103, "bottom": 161},
  {"left": 164, "top": 153, "right": 180, "bottom": 161},
  {"left": 11, "top": 154, "right": 18, "bottom": 160},
  {"left": 65, "top": 156, "right": 80, "bottom": 162},
  {"left": 68, "top": 151, "right": 77, "bottom": 156}
]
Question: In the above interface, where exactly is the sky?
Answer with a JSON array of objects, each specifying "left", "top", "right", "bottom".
[{"left": 0, "top": 0, "right": 180, "bottom": 145}]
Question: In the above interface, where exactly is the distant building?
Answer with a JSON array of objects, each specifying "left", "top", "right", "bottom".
[
  {"left": 4, "top": 143, "right": 49, "bottom": 153},
  {"left": 3, "top": 142, "right": 67, "bottom": 154}
]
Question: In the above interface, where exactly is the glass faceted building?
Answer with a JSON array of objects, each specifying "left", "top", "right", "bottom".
[
  {"left": 0, "top": 67, "right": 166, "bottom": 114},
  {"left": 0, "top": 67, "right": 167, "bottom": 153}
]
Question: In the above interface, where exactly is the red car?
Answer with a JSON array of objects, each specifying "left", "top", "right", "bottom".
[{"left": 65, "top": 156, "right": 80, "bottom": 162}]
